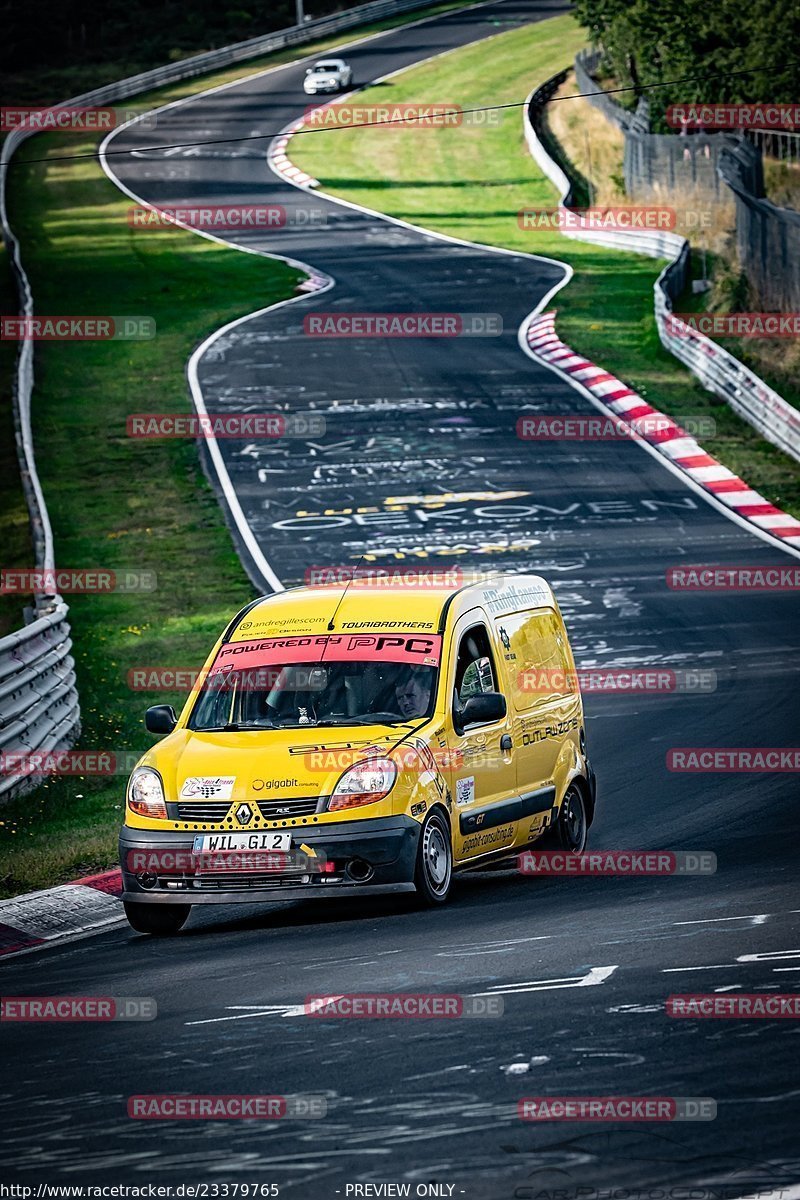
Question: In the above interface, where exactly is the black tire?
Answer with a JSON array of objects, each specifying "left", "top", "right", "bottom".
[
  {"left": 413, "top": 809, "right": 453, "bottom": 906},
  {"left": 542, "top": 784, "right": 588, "bottom": 852},
  {"left": 124, "top": 900, "right": 191, "bottom": 936}
]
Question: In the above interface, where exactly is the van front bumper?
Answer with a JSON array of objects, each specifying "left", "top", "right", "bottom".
[{"left": 119, "top": 815, "right": 420, "bottom": 904}]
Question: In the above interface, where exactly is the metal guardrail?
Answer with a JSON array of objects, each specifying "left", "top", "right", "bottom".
[
  {"left": 0, "top": 0, "right": 441, "bottom": 803},
  {"left": 0, "top": 606, "right": 80, "bottom": 802},
  {"left": 524, "top": 75, "right": 800, "bottom": 466}
]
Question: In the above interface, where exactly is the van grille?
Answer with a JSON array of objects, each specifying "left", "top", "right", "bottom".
[
  {"left": 186, "top": 872, "right": 315, "bottom": 893},
  {"left": 175, "top": 801, "right": 231, "bottom": 822},
  {"left": 256, "top": 796, "right": 321, "bottom": 820}
]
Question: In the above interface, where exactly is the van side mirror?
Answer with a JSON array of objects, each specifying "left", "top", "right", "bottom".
[
  {"left": 145, "top": 705, "right": 177, "bottom": 734},
  {"left": 458, "top": 691, "right": 506, "bottom": 730}
]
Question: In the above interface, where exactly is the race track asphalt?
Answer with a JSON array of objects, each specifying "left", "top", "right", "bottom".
[{"left": 2, "top": 1, "right": 799, "bottom": 1193}]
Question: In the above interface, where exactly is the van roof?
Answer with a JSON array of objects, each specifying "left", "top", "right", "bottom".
[{"left": 225, "top": 573, "right": 555, "bottom": 642}]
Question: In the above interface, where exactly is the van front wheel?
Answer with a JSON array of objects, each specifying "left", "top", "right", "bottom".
[
  {"left": 546, "top": 785, "right": 588, "bottom": 853},
  {"left": 413, "top": 810, "right": 453, "bottom": 906},
  {"left": 124, "top": 901, "right": 191, "bottom": 936}
]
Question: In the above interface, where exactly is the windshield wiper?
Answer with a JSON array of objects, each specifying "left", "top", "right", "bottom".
[
  {"left": 308, "top": 715, "right": 416, "bottom": 727},
  {"left": 193, "top": 721, "right": 276, "bottom": 732}
]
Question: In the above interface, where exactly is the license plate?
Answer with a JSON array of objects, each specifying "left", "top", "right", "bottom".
[{"left": 192, "top": 831, "right": 291, "bottom": 853}]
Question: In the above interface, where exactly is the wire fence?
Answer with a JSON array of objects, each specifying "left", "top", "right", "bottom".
[
  {"left": 573, "top": 50, "right": 799, "bottom": 331},
  {"left": 525, "top": 75, "right": 800, "bottom": 467}
]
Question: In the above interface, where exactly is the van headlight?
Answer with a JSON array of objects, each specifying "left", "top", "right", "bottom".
[
  {"left": 127, "top": 767, "right": 167, "bottom": 819},
  {"left": 327, "top": 757, "right": 397, "bottom": 812}
]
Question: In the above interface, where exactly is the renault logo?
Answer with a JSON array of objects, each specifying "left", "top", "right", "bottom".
[{"left": 235, "top": 802, "right": 253, "bottom": 825}]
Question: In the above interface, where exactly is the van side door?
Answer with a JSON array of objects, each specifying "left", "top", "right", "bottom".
[
  {"left": 445, "top": 616, "right": 518, "bottom": 862},
  {"left": 493, "top": 607, "right": 582, "bottom": 846}
]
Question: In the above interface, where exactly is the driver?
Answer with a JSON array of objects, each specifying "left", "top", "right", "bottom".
[{"left": 395, "top": 668, "right": 433, "bottom": 719}]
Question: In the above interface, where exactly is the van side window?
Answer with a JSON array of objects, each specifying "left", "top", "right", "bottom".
[
  {"left": 503, "top": 609, "right": 576, "bottom": 712},
  {"left": 454, "top": 624, "right": 499, "bottom": 708}
]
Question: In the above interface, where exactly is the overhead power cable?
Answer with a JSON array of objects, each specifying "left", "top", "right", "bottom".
[{"left": 7, "top": 62, "right": 796, "bottom": 167}]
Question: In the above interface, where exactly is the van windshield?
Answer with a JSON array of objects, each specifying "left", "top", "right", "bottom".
[{"left": 189, "top": 633, "right": 441, "bottom": 730}]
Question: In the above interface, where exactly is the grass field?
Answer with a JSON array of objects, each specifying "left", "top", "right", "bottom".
[
  {"left": 0, "top": 135, "right": 302, "bottom": 895},
  {"left": 291, "top": 12, "right": 800, "bottom": 518}
]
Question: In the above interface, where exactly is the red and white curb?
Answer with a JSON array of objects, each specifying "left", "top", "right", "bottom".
[
  {"left": 0, "top": 869, "right": 123, "bottom": 960},
  {"left": 269, "top": 120, "right": 320, "bottom": 189},
  {"left": 524, "top": 312, "right": 800, "bottom": 551}
]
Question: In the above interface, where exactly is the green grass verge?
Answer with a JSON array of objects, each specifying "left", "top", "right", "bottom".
[
  {"left": 291, "top": 12, "right": 800, "bottom": 519},
  {"left": 0, "top": 137, "right": 301, "bottom": 900}
]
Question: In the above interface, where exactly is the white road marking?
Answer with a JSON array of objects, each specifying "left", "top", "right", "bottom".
[
  {"left": 738, "top": 950, "right": 800, "bottom": 962},
  {"left": 186, "top": 994, "right": 344, "bottom": 1025},
  {"left": 188, "top": 966, "right": 619, "bottom": 1026},
  {"left": 662, "top": 964, "right": 739, "bottom": 972},
  {"left": 672, "top": 914, "right": 770, "bottom": 926},
  {"left": 664, "top": 949, "right": 800, "bottom": 973},
  {"left": 607, "top": 1003, "right": 662, "bottom": 1013},
  {"left": 472, "top": 965, "right": 618, "bottom": 996}
]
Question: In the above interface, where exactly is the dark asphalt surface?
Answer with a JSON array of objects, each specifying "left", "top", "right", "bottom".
[{"left": 3, "top": 0, "right": 799, "bottom": 1194}]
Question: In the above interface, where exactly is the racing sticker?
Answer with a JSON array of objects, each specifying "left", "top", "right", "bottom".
[
  {"left": 180, "top": 776, "right": 236, "bottom": 801},
  {"left": 211, "top": 633, "right": 443, "bottom": 674},
  {"left": 456, "top": 776, "right": 475, "bottom": 808}
]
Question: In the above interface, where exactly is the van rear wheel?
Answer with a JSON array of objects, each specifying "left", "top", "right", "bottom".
[
  {"left": 413, "top": 810, "right": 453, "bottom": 906},
  {"left": 124, "top": 901, "right": 191, "bottom": 936},
  {"left": 544, "top": 785, "right": 588, "bottom": 852}
]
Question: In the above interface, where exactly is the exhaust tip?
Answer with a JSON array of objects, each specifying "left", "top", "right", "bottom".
[{"left": 346, "top": 858, "right": 374, "bottom": 883}]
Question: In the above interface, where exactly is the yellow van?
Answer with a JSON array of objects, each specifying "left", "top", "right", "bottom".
[{"left": 120, "top": 575, "right": 596, "bottom": 934}]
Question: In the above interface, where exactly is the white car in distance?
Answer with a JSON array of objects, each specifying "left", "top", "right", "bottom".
[{"left": 303, "top": 59, "right": 354, "bottom": 95}]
